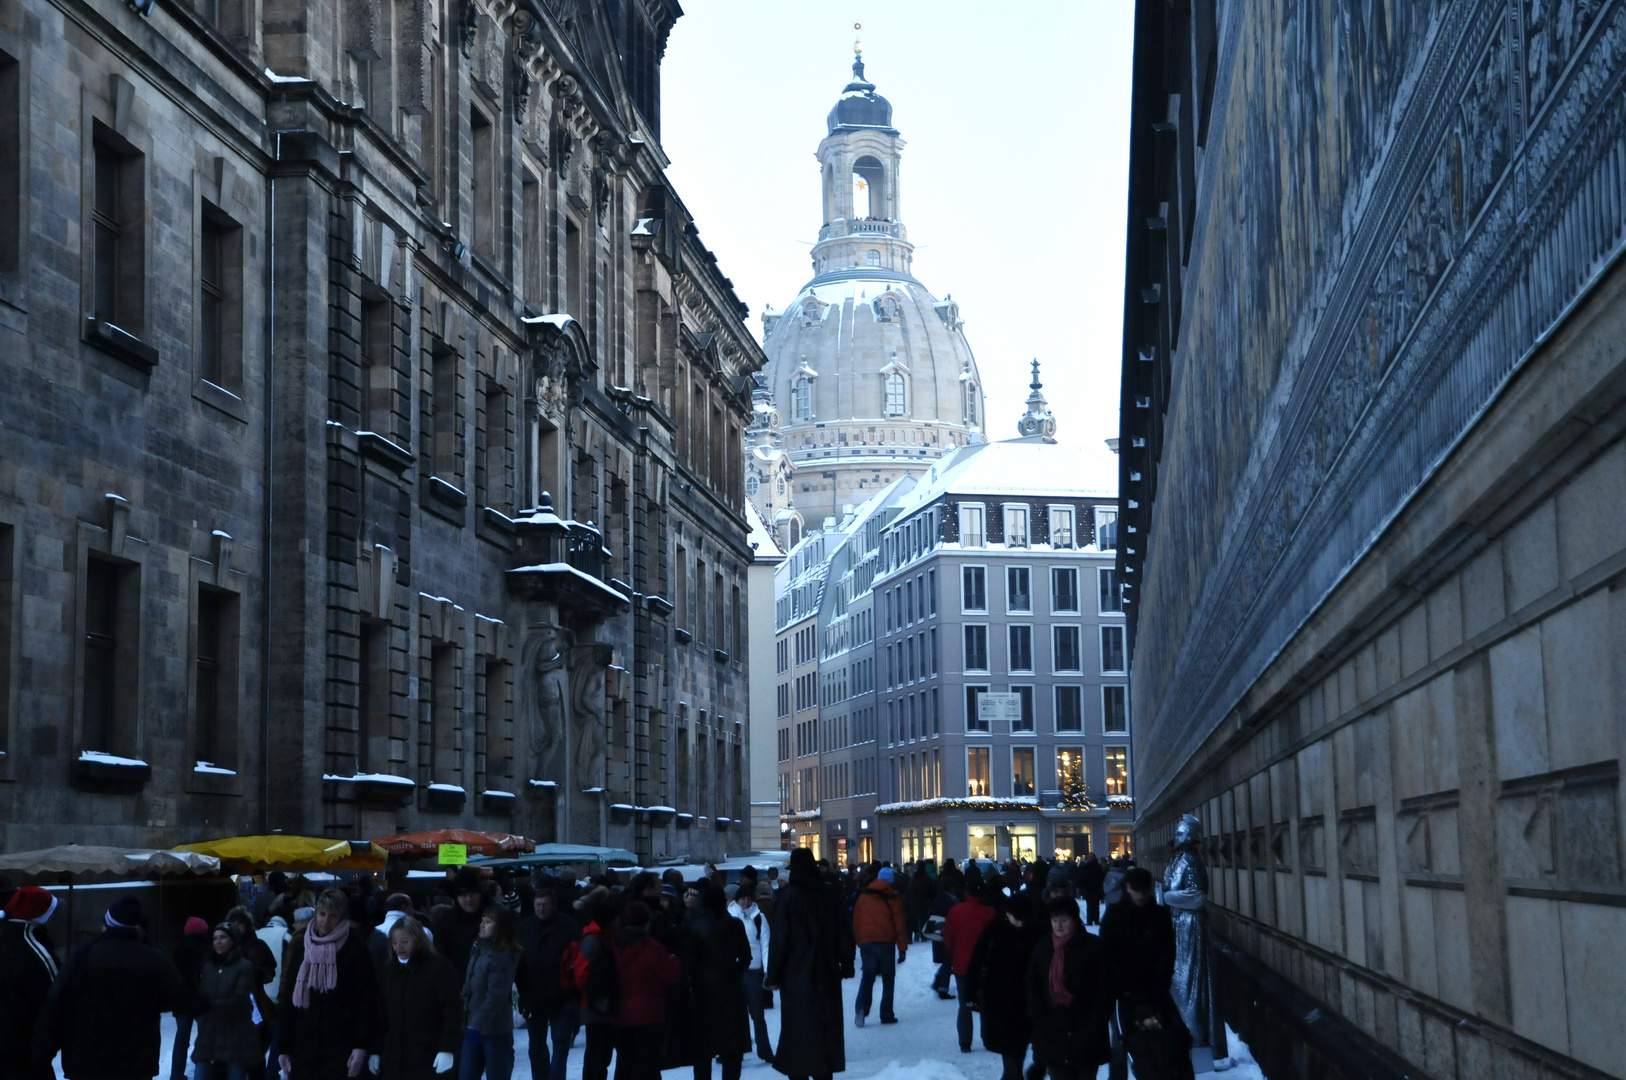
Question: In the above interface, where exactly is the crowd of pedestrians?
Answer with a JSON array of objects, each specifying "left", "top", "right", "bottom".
[{"left": 0, "top": 847, "right": 1183, "bottom": 1080}]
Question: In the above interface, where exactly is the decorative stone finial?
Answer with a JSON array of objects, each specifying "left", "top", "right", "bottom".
[{"left": 1017, "top": 359, "right": 1058, "bottom": 443}]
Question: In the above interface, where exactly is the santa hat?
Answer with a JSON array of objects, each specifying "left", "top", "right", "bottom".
[{"left": 3, "top": 886, "right": 57, "bottom": 925}]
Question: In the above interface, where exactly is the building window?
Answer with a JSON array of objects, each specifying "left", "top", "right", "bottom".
[
  {"left": 1095, "top": 507, "right": 1118, "bottom": 550},
  {"left": 522, "top": 171, "right": 542, "bottom": 305},
  {"left": 929, "top": 628, "right": 938, "bottom": 675},
  {"left": 193, "top": 587, "right": 238, "bottom": 768},
  {"left": 1004, "top": 505, "right": 1029, "bottom": 548},
  {"left": 92, "top": 132, "right": 145, "bottom": 334},
  {"left": 967, "top": 746, "right": 990, "bottom": 796},
  {"left": 928, "top": 568, "right": 937, "bottom": 614},
  {"left": 866, "top": 249, "right": 881, "bottom": 267},
  {"left": 1008, "top": 625, "right": 1033, "bottom": 673},
  {"left": 1050, "top": 506, "right": 1074, "bottom": 548},
  {"left": 0, "top": 50, "right": 18, "bottom": 273},
  {"left": 961, "top": 566, "right": 986, "bottom": 612},
  {"left": 1098, "top": 568, "right": 1121, "bottom": 614},
  {"left": 1100, "top": 625, "right": 1126, "bottom": 673},
  {"left": 959, "top": 504, "right": 985, "bottom": 548},
  {"left": 470, "top": 107, "right": 496, "bottom": 258},
  {"left": 430, "top": 341, "right": 460, "bottom": 484},
  {"left": 1006, "top": 566, "right": 1030, "bottom": 612},
  {"left": 793, "top": 375, "right": 812, "bottom": 420},
  {"left": 82, "top": 556, "right": 137, "bottom": 754},
  {"left": 1102, "top": 685, "right": 1128, "bottom": 733},
  {"left": 1053, "top": 626, "right": 1081, "bottom": 673},
  {"left": 1057, "top": 746, "right": 1084, "bottom": 796},
  {"left": 1012, "top": 685, "right": 1034, "bottom": 733},
  {"left": 198, "top": 210, "right": 243, "bottom": 389},
  {"left": 475, "top": 656, "right": 509, "bottom": 795},
  {"left": 885, "top": 371, "right": 906, "bottom": 416},
  {"left": 1012, "top": 746, "right": 1035, "bottom": 797},
  {"left": 963, "top": 625, "right": 988, "bottom": 672},
  {"left": 1055, "top": 685, "right": 1083, "bottom": 732},
  {"left": 1105, "top": 746, "right": 1129, "bottom": 796},
  {"left": 1051, "top": 567, "right": 1079, "bottom": 612},
  {"left": 964, "top": 381, "right": 979, "bottom": 427},
  {"left": 359, "top": 620, "right": 391, "bottom": 772},
  {"left": 965, "top": 684, "right": 989, "bottom": 733},
  {"left": 428, "top": 643, "right": 458, "bottom": 781},
  {"left": 0, "top": 526, "right": 11, "bottom": 761}
]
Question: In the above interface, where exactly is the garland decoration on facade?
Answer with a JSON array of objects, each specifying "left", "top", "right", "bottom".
[{"left": 876, "top": 796, "right": 1042, "bottom": 816}]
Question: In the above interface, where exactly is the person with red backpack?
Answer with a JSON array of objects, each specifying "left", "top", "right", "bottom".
[{"left": 563, "top": 897, "right": 619, "bottom": 1080}]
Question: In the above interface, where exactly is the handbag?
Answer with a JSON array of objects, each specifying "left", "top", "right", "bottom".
[{"left": 922, "top": 914, "right": 947, "bottom": 942}]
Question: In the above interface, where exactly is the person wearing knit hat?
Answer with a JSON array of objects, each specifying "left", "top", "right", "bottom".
[
  {"left": 1, "top": 887, "right": 59, "bottom": 1080},
  {"left": 33, "top": 892, "right": 184, "bottom": 1080},
  {"left": 170, "top": 913, "right": 216, "bottom": 1080}
]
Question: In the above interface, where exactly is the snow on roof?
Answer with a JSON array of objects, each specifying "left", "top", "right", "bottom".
[
  {"left": 890, "top": 439, "right": 1116, "bottom": 516},
  {"left": 745, "top": 501, "right": 783, "bottom": 560}
]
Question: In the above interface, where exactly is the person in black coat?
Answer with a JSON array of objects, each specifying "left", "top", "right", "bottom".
[
  {"left": 170, "top": 916, "right": 215, "bottom": 1080},
  {"left": 371, "top": 915, "right": 461, "bottom": 1080},
  {"left": 1024, "top": 898, "right": 1110, "bottom": 1080},
  {"left": 277, "top": 889, "right": 377, "bottom": 1080},
  {"left": 0, "top": 887, "right": 59, "bottom": 1080},
  {"left": 764, "top": 848, "right": 853, "bottom": 1080},
  {"left": 516, "top": 888, "right": 582, "bottom": 1080},
  {"left": 926, "top": 880, "right": 959, "bottom": 999},
  {"left": 901, "top": 867, "right": 934, "bottom": 943},
  {"left": 1098, "top": 868, "right": 1175, "bottom": 1010},
  {"left": 681, "top": 885, "right": 752, "bottom": 1080},
  {"left": 429, "top": 870, "right": 487, "bottom": 988},
  {"left": 964, "top": 898, "right": 1044, "bottom": 1080},
  {"left": 34, "top": 895, "right": 184, "bottom": 1080},
  {"left": 1077, "top": 856, "right": 1107, "bottom": 928}
]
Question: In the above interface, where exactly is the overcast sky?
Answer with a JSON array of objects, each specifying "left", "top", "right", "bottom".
[{"left": 659, "top": 2, "right": 1136, "bottom": 492}]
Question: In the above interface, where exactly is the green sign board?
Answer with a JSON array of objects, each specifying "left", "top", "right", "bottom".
[{"left": 438, "top": 843, "right": 468, "bottom": 865}]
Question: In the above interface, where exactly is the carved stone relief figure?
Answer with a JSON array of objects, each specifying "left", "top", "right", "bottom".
[
  {"left": 519, "top": 624, "right": 573, "bottom": 782},
  {"left": 570, "top": 642, "right": 611, "bottom": 789}
]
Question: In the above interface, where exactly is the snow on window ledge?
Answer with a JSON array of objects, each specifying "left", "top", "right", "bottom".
[
  {"left": 193, "top": 761, "right": 237, "bottom": 776},
  {"left": 78, "top": 751, "right": 149, "bottom": 767}
]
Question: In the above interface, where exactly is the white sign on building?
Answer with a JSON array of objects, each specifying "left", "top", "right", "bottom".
[{"left": 977, "top": 692, "right": 1023, "bottom": 727}]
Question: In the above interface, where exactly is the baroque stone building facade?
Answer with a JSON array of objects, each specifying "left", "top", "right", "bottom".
[
  {"left": 1121, "top": 3, "right": 1626, "bottom": 1079},
  {"left": 0, "top": 0, "right": 762, "bottom": 863}
]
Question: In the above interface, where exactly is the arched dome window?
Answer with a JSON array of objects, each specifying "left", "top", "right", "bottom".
[
  {"left": 794, "top": 375, "right": 813, "bottom": 420},
  {"left": 866, "top": 250, "right": 880, "bottom": 267},
  {"left": 885, "top": 372, "right": 907, "bottom": 416},
  {"left": 964, "top": 381, "right": 979, "bottom": 426}
]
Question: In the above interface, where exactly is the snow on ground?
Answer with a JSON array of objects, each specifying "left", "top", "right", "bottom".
[{"left": 151, "top": 930, "right": 1264, "bottom": 1080}]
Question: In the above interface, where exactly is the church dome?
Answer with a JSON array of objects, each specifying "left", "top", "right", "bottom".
[{"left": 747, "top": 48, "right": 986, "bottom": 533}]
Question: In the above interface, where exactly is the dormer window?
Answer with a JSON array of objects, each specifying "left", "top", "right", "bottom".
[
  {"left": 964, "top": 381, "right": 978, "bottom": 426},
  {"left": 885, "top": 372, "right": 906, "bottom": 416},
  {"left": 793, "top": 376, "right": 812, "bottom": 419},
  {"left": 1004, "top": 505, "right": 1030, "bottom": 548}
]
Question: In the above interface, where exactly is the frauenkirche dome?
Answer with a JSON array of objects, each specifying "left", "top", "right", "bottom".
[{"left": 751, "top": 49, "right": 986, "bottom": 542}]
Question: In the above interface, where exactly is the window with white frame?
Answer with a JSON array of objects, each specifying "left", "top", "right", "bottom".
[
  {"left": 1095, "top": 507, "right": 1118, "bottom": 550},
  {"left": 965, "top": 684, "right": 989, "bottom": 733},
  {"left": 963, "top": 625, "right": 989, "bottom": 672},
  {"left": 959, "top": 504, "right": 985, "bottom": 547},
  {"left": 1097, "top": 567, "right": 1122, "bottom": 614},
  {"left": 1049, "top": 506, "right": 1074, "bottom": 548},
  {"left": 967, "top": 746, "right": 990, "bottom": 795},
  {"left": 1100, "top": 625, "right": 1126, "bottom": 674},
  {"left": 1012, "top": 746, "right": 1035, "bottom": 796},
  {"left": 1102, "top": 685, "right": 1128, "bottom": 733},
  {"left": 1012, "top": 685, "right": 1035, "bottom": 733},
  {"left": 1051, "top": 567, "right": 1079, "bottom": 613},
  {"left": 1055, "top": 685, "right": 1083, "bottom": 731},
  {"left": 1006, "top": 566, "right": 1031, "bottom": 612},
  {"left": 1104, "top": 746, "right": 1128, "bottom": 795},
  {"left": 961, "top": 566, "right": 987, "bottom": 612},
  {"left": 1053, "top": 626, "right": 1081, "bottom": 672},
  {"left": 1004, "top": 505, "right": 1030, "bottom": 548},
  {"left": 1008, "top": 625, "right": 1033, "bottom": 673}
]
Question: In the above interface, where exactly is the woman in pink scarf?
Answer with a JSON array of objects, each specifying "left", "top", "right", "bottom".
[
  {"left": 277, "top": 889, "right": 377, "bottom": 1080},
  {"left": 1023, "top": 897, "right": 1110, "bottom": 1080}
]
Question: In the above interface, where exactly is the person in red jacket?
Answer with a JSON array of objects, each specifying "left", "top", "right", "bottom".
[
  {"left": 850, "top": 867, "right": 908, "bottom": 1027},
  {"left": 941, "top": 876, "right": 997, "bottom": 1052},
  {"left": 610, "top": 901, "right": 682, "bottom": 1080}
]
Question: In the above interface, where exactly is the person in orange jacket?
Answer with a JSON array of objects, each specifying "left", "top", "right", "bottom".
[
  {"left": 941, "top": 876, "right": 998, "bottom": 1052},
  {"left": 850, "top": 867, "right": 908, "bottom": 1026}
]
